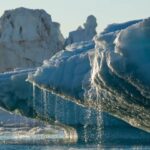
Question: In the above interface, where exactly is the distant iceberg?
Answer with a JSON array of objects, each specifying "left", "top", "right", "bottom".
[
  {"left": 0, "top": 7, "right": 64, "bottom": 72},
  {"left": 65, "top": 15, "right": 97, "bottom": 46}
]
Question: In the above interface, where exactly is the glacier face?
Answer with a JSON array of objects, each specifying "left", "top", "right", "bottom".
[
  {"left": 28, "top": 18, "right": 150, "bottom": 132},
  {"left": 0, "top": 7, "right": 64, "bottom": 72}
]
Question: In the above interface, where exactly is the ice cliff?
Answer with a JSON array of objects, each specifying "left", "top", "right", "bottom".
[
  {"left": 65, "top": 15, "right": 97, "bottom": 46},
  {"left": 0, "top": 7, "right": 64, "bottom": 72}
]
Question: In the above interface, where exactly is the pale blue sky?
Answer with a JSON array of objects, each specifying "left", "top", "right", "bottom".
[{"left": 0, "top": 0, "right": 150, "bottom": 37}]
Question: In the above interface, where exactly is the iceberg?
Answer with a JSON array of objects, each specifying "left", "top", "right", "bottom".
[
  {"left": 28, "top": 18, "right": 150, "bottom": 132},
  {"left": 0, "top": 7, "right": 64, "bottom": 72},
  {"left": 0, "top": 7, "right": 149, "bottom": 145},
  {"left": 0, "top": 15, "right": 150, "bottom": 136}
]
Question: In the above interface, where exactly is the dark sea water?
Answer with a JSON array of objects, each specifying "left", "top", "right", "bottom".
[{"left": 0, "top": 144, "right": 150, "bottom": 150}]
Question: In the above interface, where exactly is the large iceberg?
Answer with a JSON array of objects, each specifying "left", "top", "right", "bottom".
[
  {"left": 28, "top": 18, "right": 150, "bottom": 132},
  {"left": 0, "top": 6, "right": 149, "bottom": 145},
  {"left": 0, "top": 7, "right": 64, "bottom": 72},
  {"left": 0, "top": 15, "right": 150, "bottom": 137}
]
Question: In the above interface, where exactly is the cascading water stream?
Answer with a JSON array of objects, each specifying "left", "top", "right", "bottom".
[
  {"left": 43, "top": 89, "right": 48, "bottom": 120},
  {"left": 32, "top": 83, "right": 36, "bottom": 116},
  {"left": 54, "top": 96, "right": 58, "bottom": 123},
  {"left": 89, "top": 49, "right": 104, "bottom": 146},
  {"left": 83, "top": 87, "right": 104, "bottom": 145},
  {"left": 83, "top": 108, "right": 91, "bottom": 143},
  {"left": 32, "top": 83, "right": 37, "bottom": 144},
  {"left": 96, "top": 88, "right": 104, "bottom": 148}
]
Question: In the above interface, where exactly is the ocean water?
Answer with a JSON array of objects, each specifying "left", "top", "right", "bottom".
[
  {"left": 0, "top": 144, "right": 150, "bottom": 150},
  {"left": 0, "top": 108, "right": 150, "bottom": 150}
]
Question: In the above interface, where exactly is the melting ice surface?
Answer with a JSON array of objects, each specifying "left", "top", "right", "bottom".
[{"left": 0, "top": 18, "right": 150, "bottom": 148}]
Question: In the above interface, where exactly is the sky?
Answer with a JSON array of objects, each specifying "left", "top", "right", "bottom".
[{"left": 0, "top": 0, "right": 150, "bottom": 37}]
